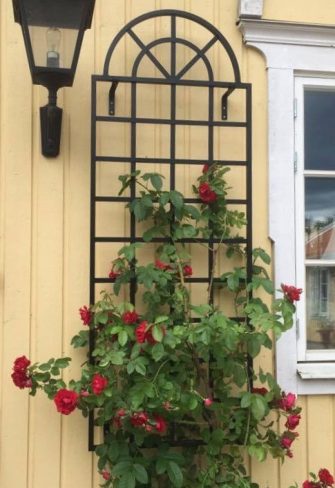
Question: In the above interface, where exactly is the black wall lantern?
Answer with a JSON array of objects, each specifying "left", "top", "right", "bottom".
[{"left": 13, "top": 0, "right": 95, "bottom": 157}]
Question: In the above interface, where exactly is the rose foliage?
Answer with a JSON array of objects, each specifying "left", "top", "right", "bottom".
[
  {"left": 290, "top": 468, "right": 335, "bottom": 488},
  {"left": 13, "top": 165, "right": 303, "bottom": 488}
]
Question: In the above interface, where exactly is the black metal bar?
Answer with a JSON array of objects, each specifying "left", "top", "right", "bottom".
[
  {"left": 95, "top": 74, "right": 248, "bottom": 89},
  {"left": 221, "top": 87, "right": 235, "bottom": 120},
  {"left": 94, "top": 277, "right": 230, "bottom": 284},
  {"left": 95, "top": 196, "right": 247, "bottom": 204},
  {"left": 176, "top": 36, "right": 217, "bottom": 80},
  {"left": 128, "top": 29, "right": 170, "bottom": 79},
  {"left": 94, "top": 156, "right": 248, "bottom": 166},
  {"left": 131, "top": 36, "right": 214, "bottom": 81},
  {"left": 246, "top": 84, "right": 253, "bottom": 389},
  {"left": 96, "top": 115, "right": 247, "bottom": 127},
  {"left": 88, "top": 76, "right": 97, "bottom": 452},
  {"left": 108, "top": 81, "right": 119, "bottom": 115},
  {"left": 130, "top": 81, "right": 137, "bottom": 306},
  {"left": 94, "top": 237, "right": 248, "bottom": 244}
]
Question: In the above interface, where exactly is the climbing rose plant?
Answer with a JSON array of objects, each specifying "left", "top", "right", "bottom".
[{"left": 12, "top": 165, "right": 304, "bottom": 488}]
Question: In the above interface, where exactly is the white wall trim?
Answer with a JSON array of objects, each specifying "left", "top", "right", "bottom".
[
  {"left": 238, "top": 19, "right": 335, "bottom": 395},
  {"left": 239, "top": 19, "right": 335, "bottom": 47},
  {"left": 238, "top": 0, "right": 264, "bottom": 19}
]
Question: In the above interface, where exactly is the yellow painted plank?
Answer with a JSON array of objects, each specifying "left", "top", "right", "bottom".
[
  {"left": 0, "top": 2, "right": 33, "bottom": 487},
  {"left": 307, "top": 396, "right": 335, "bottom": 473}
]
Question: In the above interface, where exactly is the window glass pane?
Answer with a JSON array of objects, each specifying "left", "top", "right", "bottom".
[
  {"left": 305, "top": 177, "right": 335, "bottom": 259},
  {"left": 305, "top": 89, "right": 335, "bottom": 170},
  {"left": 306, "top": 266, "right": 335, "bottom": 350}
]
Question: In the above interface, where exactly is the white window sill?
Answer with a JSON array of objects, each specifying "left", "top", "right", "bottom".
[{"left": 297, "top": 362, "right": 335, "bottom": 380}]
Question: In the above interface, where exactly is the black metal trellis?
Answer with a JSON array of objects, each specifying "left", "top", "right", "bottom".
[{"left": 89, "top": 9, "right": 252, "bottom": 451}]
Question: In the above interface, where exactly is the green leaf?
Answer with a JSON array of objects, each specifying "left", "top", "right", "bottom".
[
  {"left": 118, "top": 330, "right": 128, "bottom": 347},
  {"left": 71, "top": 330, "right": 89, "bottom": 348},
  {"left": 170, "top": 191, "right": 184, "bottom": 210},
  {"left": 241, "top": 392, "right": 252, "bottom": 408},
  {"left": 190, "top": 304, "right": 212, "bottom": 316},
  {"left": 134, "top": 360, "right": 146, "bottom": 376},
  {"left": 154, "top": 315, "right": 169, "bottom": 325},
  {"left": 107, "top": 440, "right": 120, "bottom": 462},
  {"left": 39, "top": 363, "right": 52, "bottom": 372},
  {"left": 167, "top": 461, "right": 183, "bottom": 488},
  {"left": 184, "top": 204, "right": 201, "bottom": 220},
  {"left": 150, "top": 174, "right": 163, "bottom": 191},
  {"left": 54, "top": 357, "right": 71, "bottom": 369},
  {"left": 247, "top": 334, "right": 264, "bottom": 358},
  {"left": 250, "top": 395, "right": 267, "bottom": 420},
  {"left": 112, "top": 461, "right": 132, "bottom": 477},
  {"left": 110, "top": 351, "right": 125, "bottom": 365},
  {"left": 131, "top": 199, "right": 146, "bottom": 221},
  {"left": 133, "top": 464, "right": 148, "bottom": 484},
  {"left": 152, "top": 325, "right": 164, "bottom": 342},
  {"left": 151, "top": 343, "right": 165, "bottom": 362},
  {"left": 156, "top": 458, "right": 167, "bottom": 475},
  {"left": 119, "top": 471, "right": 136, "bottom": 488},
  {"left": 252, "top": 248, "right": 271, "bottom": 265}
]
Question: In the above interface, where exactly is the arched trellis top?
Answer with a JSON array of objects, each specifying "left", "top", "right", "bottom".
[{"left": 103, "top": 9, "right": 241, "bottom": 83}]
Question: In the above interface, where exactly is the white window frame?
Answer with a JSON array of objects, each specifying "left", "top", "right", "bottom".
[
  {"left": 239, "top": 19, "right": 335, "bottom": 394},
  {"left": 295, "top": 76, "right": 335, "bottom": 363}
]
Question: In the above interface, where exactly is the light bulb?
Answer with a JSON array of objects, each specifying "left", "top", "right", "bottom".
[{"left": 46, "top": 27, "right": 61, "bottom": 68}]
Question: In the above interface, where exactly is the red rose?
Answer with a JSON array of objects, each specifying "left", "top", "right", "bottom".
[
  {"left": 204, "top": 398, "right": 213, "bottom": 407},
  {"left": 281, "top": 284, "right": 303, "bottom": 303},
  {"left": 54, "top": 389, "right": 79, "bottom": 415},
  {"left": 109, "top": 270, "right": 121, "bottom": 280},
  {"left": 13, "top": 355, "right": 31, "bottom": 372},
  {"left": 319, "top": 468, "right": 335, "bottom": 486},
  {"left": 101, "top": 470, "right": 111, "bottom": 481},
  {"left": 135, "top": 321, "right": 148, "bottom": 343},
  {"left": 11, "top": 370, "right": 32, "bottom": 389},
  {"left": 130, "top": 411, "right": 149, "bottom": 427},
  {"left": 252, "top": 387, "right": 268, "bottom": 396},
  {"left": 278, "top": 392, "right": 296, "bottom": 411},
  {"left": 116, "top": 408, "right": 126, "bottom": 418},
  {"left": 79, "top": 306, "right": 92, "bottom": 325},
  {"left": 285, "top": 414, "right": 301, "bottom": 430},
  {"left": 155, "top": 259, "right": 171, "bottom": 270},
  {"left": 91, "top": 374, "right": 108, "bottom": 395},
  {"left": 122, "top": 310, "right": 139, "bottom": 324},
  {"left": 183, "top": 265, "right": 193, "bottom": 277},
  {"left": 202, "top": 164, "right": 209, "bottom": 173},
  {"left": 303, "top": 482, "right": 317, "bottom": 488},
  {"left": 198, "top": 182, "right": 217, "bottom": 203},
  {"left": 154, "top": 414, "right": 167, "bottom": 433},
  {"left": 280, "top": 436, "right": 294, "bottom": 449},
  {"left": 286, "top": 449, "right": 293, "bottom": 458},
  {"left": 113, "top": 409, "right": 126, "bottom": 429}
]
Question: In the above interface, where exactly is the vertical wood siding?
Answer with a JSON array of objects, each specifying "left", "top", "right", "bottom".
[{"left": 1, "top": 1, "right": 335, "bottom": 487}]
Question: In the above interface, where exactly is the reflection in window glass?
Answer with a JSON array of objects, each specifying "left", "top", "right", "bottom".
[
  {"left": 305, "top": 89, "right": 335, "bottom": 170},
  {"left": 306, "top": 267, "right": 335, "bottom": 350},
  {"left": 305, "top": 178, "right": 335, "bottom": 259}
]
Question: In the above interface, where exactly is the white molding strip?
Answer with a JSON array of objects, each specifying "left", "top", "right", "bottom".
[{"left": 239, "top": 18, "right": 335, "bottom": 47}]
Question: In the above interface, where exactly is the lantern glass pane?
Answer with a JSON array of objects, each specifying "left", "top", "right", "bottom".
[
  {"left": 22, "top": 0, "right": 89, "bottom": 68},
  {"left": 28, "top": 25, "right": 79, "bottom": 68}
]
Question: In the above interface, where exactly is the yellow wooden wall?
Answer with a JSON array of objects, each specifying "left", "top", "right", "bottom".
[{"left": 1, "top": 1, "right": 335, "bottom": 487}]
